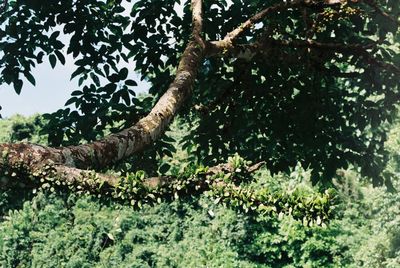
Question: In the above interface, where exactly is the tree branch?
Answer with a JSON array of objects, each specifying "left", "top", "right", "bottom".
[
  {"left": 207, "top": 38, "right": 400, "bottom": 76},
  {"left": 1, "top": 159, "right": 264, "bottom": 195},
  {"left": 363, "top": 0, "right": 399, "bottom": 27},
  {"left": 218, "top": 0, "right": 342, "bottom": 49},
  {"left": 0, "top": 1, "right": 205, "bottom": 173},
  {"left": 1, "top": 159, "right": 333, "bottom": 222},
  {"left": 192, "top": 0, "right": 205, "bottom": 49}
]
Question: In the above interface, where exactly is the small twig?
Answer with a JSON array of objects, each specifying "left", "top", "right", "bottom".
[
  {"left": 247, "top": 161, "right": 266, "bottom": 173},
  {"left": 363, "top": 0, "right": 399, "bottom": 27}
]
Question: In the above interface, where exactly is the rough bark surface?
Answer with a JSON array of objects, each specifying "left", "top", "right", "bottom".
[{"left": 0, "top": 42, "right": 204, "bottom": 171}]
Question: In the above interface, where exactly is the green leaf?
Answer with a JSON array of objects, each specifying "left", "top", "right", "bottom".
[
  {"left": 90, "top": 73, "right": 100, "bottom": 87},
  {"left": 119, "top": 68, "right": 129, "bottom": 80},
  {"left": 125, "top": 79, "right": 137, "bottom": 87},
  {"left": 49, "top": 54, "right": 57, "bottom": 69},
  {"left": 158, "top": 163, "right": 171, "bottom": 174},
  {"left": 14, "top": 79, "right": 23, "bottom": 95},
  {"left": 36, "top": 51, "right": 45, "bottom": 63},
  {"left": 50, "top": 31, "right": 60, "bottom": 40},
  {"left": 25, "top": 72, "right": 36, "bottom": 86},
  {"left": 71, "top": 67, "right": 85, "bottom": 80},
  {"left": 65, "top": 97, "right": 78, "bottom": 106},
  {"left": 55, "top": 50, "right": 66, "bottom": 65}
]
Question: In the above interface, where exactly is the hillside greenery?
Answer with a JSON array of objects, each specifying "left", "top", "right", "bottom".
[{"left": 0, "top": 114, "right": 399, "bottom": 267}]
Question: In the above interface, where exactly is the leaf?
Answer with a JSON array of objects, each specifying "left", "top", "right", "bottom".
[
  {"left": 108, "top": 74, "right": 120, "bottom": 83},
  {"left": 37, "top": 51, "right": 45, "bottom": 63},
  {"left": 71, "top": 67, "right": 85, "bottom": 80},
  {"left": 90, "top": 73, "right": 100, "bottom": 87},
  {"left": 55, "top": 50, "right": 66, "bottom": 65},
  {"left": 158, "top": 163, "right": 171, "bottom": 174},
  {"left": 106, "top": 233, "right": 115, "bottom": 241},
  {"left": 14, "top": 79, "right": 23, "bottom": 95},
  {"left": 71, "top": 90, "right": 83, "bottom": 96},
  {"left": 119, "top": 67, "right": 129, "bottom": 80},
  {"left": 65, "top": 97, "right": 78, "bottom": 106},
  {"left": 78, "top": 76, "right": 85, "bottom": 86},
  {"left": 125, "top": 79, "right": 137, "bottom": 87},
  {"left": 121, "top": 90, "right": 131, "bottom": 106},
  {"left": 25, "top": 72, "right": 36, "bottom": 86},
  {"left": 208, "top": 210, "right": 215, "bottom": 217},
  {"left": 49, "top": 54, "right": 57, "bottom": 69},
  {"left": 50, "top": 31, "right": 60, "bottom": 40}
]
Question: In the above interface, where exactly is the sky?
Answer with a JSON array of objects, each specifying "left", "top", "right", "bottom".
[
  {"left": 1, "top": 54, "right": 76, "bottom": 118},
  {"left": 0, "top": 54, "right": 149, "bottom": 118},
  {"left": 0, "top": 0, "right": 150, "bottom": 118},
  {"left": 0, "top": 0, "right": 225, "bottom": 118}
]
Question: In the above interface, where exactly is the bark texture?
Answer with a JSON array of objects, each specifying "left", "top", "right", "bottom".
[{"left": 0, "top": 42, "right": 204, "bottom": 171}]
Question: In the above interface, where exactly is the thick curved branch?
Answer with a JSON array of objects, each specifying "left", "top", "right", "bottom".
[
  {"left": 206, "top": 38, "right": 400, "bottom": 75},
  {"left": 219, "top": 0, "right": 342, "bottom": 48},
  {"left": 0, "top": 1, "right": 205, "bottom": 173}
]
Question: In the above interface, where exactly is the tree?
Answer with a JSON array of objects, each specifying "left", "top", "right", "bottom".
[{"left": 0, "top": 0, "right": 399, "bottom": 197}]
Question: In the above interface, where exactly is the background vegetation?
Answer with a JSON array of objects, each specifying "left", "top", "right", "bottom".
[{"left": 0, "top": 114, "right": 399, "bottom": 267}]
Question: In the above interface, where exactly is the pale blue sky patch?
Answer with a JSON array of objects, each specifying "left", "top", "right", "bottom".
[
  {"left": 0, "top": 56, "right": 75, "bottom": 118},
  {"left": 0, "top": 50, "right": 149, "bottom": 118},
  {"left": 0, "top": 0, "right": 149, "bottom": 118}
]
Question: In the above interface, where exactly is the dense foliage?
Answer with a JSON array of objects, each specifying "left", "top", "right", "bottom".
[
  {"left": 1, "top": 162, "right": 399, "bottom": 267},
  {"left": 0, "top": 114, "right": 46, "bottom": 144},
  {"left": 1, "top": 115, "right": 400, "bottom": 267},
  {"left": 1, "top": 0, "right": 399, "bottom": 184}
]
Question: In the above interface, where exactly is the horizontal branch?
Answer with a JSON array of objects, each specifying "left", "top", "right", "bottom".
[
  {"left": 1, "top": 159, "right": 334, "bottom": 224},
  {"left": 206, "top": 38, "right": 400, "bottom": 76},
  {"left": 1, "top": 158, "right": 265, "bottom": 197},
  {"left": 272, "top": 38, "right": 400, "bottom": 75}
]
